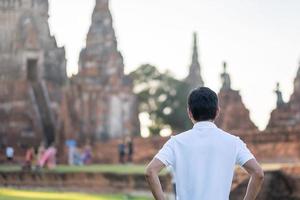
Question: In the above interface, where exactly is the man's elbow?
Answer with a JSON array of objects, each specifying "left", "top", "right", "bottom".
[
  {"left": 145, "top": 165, "right": 157, "bottom": 179},
  {"left": 253, "top": 168, "right": 264, "bottom": 181}
]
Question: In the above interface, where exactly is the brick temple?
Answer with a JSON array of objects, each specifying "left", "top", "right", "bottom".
[
  {"left": 267, "top": 63, "right": 300, "bottom": 131},
  {"left": 185, "top": 34, "right": 258, "bottom": 134},
  {"left": 0, "top": 0, "right": 67, "bottom": 148},
  {"left": 0, "top": 0, "right": 300, "bottom": 166},
  {"left": 0, "top": 0, "right": 139, "bottom": 151},
  {"left": 61, "top": 0, "right": 140, "bottom": 142}
]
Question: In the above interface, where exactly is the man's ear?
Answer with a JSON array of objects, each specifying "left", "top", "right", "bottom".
[
  {"left": 187, "top": 107, "right": 191, "bottom": 119},
  {"left": 215, "top": 106, "right": 220, "bottom": 119},
  {"left": 187, "top": 107, "right": 195, "bottom": 123}
]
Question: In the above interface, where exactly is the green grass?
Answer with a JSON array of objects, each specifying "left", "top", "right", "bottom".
[
  {"left": 0, "top": 164, "right": 147, "bottom": 174},
  {"left": 53, "top": 164, "right": 147, "bottom": 174},
  {"left": 0, "top": 188, "right": 152, "bottom": 200},
  {"left": 0, "top": 165, "right": 20, "bottom": 173},
  {"left": 0, "top": 164, "right": 168, "bottom": 175}
]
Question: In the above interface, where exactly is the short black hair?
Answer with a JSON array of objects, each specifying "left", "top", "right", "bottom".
[{"left": 187, "top": 87, "right": 218, "bottom": 121}]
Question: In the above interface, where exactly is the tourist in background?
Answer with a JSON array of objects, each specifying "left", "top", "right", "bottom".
[
  {"left": 38, "top": 143, "right": 57, "bottom": 169},
  {"left": 73, "top": 147, "right": 83, "bottom": 166},
  {"left": 127, "top": 137, "right": 134, "bottom": 163},
  {"left": 23, "top": 146, "right": 35, "bottom": 171},
  {"left": 118, "top": 139, "right": 126, "bottom": 164},
  {"left": 82, "top": 144, "right": 93, "bottom": 165},
  {"left": 5, "top": 146, "right": 14, "bottom": 162},
  {"left": 66, "top": 139, "right": 77, "bottom": 165}
]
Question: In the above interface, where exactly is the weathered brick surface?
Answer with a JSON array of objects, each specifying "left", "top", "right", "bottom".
[
  {"left": 0, "top": 0, "right": 139, "bottom": 152},
  {"left": 215, "top": 89, "right": 258, "bottom": 134},
  {"left": 0, "top": 171, "right": 172, "bottom": 193},
  {"left": 60, "top": 0, "right": 140, "bottom": 142},
  {"left": 267, "top": 64, "right": 300, "bottom": 130}
]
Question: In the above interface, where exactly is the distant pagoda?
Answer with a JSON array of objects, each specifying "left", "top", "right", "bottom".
[
  {"left": 63, "top": 0, "right": 140, "bottom": 142},
  {"left": 267, "top": 61, "right": 300, "bottom": 130},
  {"left": 185, "top": 32, "right": 204, "bottom": 90},
  {"left": 215, "top": 62, "right": 258, "bottom": 134}
]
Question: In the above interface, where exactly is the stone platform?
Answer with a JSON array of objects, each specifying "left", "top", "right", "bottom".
[
  {"left": 2, "top": 165, "right": 300, "bottom": 199},
  {"left": 0, "top": 170, "right": 171, "bottom": 194}
]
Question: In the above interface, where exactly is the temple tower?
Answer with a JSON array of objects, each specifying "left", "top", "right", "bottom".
[
  {"left": 78, "top": 0, "right": 124, "bottom": 88},
  {"left": 0, "top": 0, "right": 67, "bottom": 148},
  {"left": 274, "top": 82, "right": 285, "bottom": 108},
  {"left": 185, "top": 32, "right": 204, "bottom": 90},
  {"left": 267, "top": 61, "right": 300, "bottom": 130},
  {"left": 215, "top": 62, "right": 258, "bottom": 134},
  {"left": 64, "top": 0, "right": 139, "bottom": 141},
  {"left": 221, "top": 62, "right": 231, "bottom": 91},
  {"left": 293, "top": 61, "right": 300, "bottom": 97}
]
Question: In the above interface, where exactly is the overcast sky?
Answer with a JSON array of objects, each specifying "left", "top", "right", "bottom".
[{"left": 48, "top": 0, "right": 300, "bottom": 130}]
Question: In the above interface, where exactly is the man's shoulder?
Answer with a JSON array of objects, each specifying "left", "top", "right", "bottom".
[
  {"left": 171, "top": 127, "right": 240, "bottom": 143},
  {"left": 171, "top": 129, "right": 194, "bottom": 141},
  {"left": 215, "top": 127, "right": 240, "bottom": 141}
]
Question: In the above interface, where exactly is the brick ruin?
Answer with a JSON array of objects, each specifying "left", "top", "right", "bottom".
[
  {"left": 61, "top": 0, "right": 140, "bottom": 142},
  {"left": 90, "top": 36, "right": 300, "bottom": 165},
  {"left": 0, "top": 0, "right": 300, "bottom": 198},
  {"left": 215, "top": 62, "right": 258, "bottom": 134},
  {"left": 186, "top": 36, "right": 258, "bottom": 134},
  {"left": 267, "top": 63, "right": 300, "bottom": 131},
  {"left": 0, "top": 0, "right": 140, "bottom": 154},
  {"left": 185, "top": 33, "right": 204, "bottom": 90},
  {"left": 0, "top": 0, "right": 67, "bottom": 149},
  {"left": 0, "top": 0, "right": 300, "bottom": 167}
]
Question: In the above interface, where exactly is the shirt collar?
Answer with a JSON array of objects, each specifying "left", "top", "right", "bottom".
[{"left": 193, "top": 121, "right": 217, "bottom": 130}]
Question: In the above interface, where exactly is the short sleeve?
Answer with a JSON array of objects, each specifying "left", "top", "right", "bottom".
[
  {"left": 155, "top": 137, "right": 175, "bottom": 167},
  {"left": 235, "top": 137, "right": 254, "bottom": 166}
]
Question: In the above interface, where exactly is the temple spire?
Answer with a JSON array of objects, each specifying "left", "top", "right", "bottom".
[
  {"left": 220, "top": 61, "right": 231, "bottom": 91},
  {"left": 192, "top": 32, "right": 199, "bottom": 64},
  {"left": 185, "top": 32, "right": 204, "bottom": 89},
  {"left": 297, "top": 60, "right": 300, "bottom": 77},
  {"left": 95, "top": 0, "right": 109, "bottom": 10},
  {"left": 275, "top": 82, "right": 285, "bottom": 108},
  {"left": 78, "top": 0, "right": 124, "bottom": 85},
  {"left": 293, "top": 59, "right": 300, "bottom": 95}
]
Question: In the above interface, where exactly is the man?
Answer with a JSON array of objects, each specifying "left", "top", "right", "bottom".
[{"left": 146, "top": 87, "right": 264, "bottom": 200}]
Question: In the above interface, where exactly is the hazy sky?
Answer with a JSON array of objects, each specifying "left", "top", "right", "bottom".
[{"left": 48, "top": 0, "right": 300, "bottom": 130}]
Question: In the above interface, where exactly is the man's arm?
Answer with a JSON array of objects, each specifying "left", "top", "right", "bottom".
[
  {"left": 242, "top": 159, "right": 264, "bottom": 200},
  {"left": 145, "top": 158, "right": 166, "bottom": 200}
]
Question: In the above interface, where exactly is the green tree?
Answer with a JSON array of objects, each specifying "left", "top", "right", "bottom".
[{"left": 130, "top": 64, "right": 192, "bottom": 136}]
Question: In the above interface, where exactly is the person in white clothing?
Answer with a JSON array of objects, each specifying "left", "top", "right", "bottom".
[
  {"left": 146, "top": 87, "right": 264, "bottom": 200},
  {"left": 6, "top": 146, "right": 14, "bottom": 161}
]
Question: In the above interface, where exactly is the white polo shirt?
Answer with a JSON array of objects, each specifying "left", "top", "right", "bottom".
[{"left": 155, "top": 121, "right": 254, "bottom": 200}]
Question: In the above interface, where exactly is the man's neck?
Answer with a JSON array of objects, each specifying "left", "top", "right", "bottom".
[{"left": 192, "top": 120, "right": 214, "bottom": 124}]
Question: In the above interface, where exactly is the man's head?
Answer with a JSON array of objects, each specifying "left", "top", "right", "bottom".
[{"left": 187, "top": 87, "right": 219, "bottom": 123}]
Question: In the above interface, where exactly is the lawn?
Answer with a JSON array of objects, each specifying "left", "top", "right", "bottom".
[
  {"left": 0, "top": 188, "right": 152, "bottom": 200},
  {"left": 53, "top": 164, "right": 147, "bottom": 174},
  {"left": 0, "top": 164, "right": 147, "bottom": 174},
  {"left": 0, "top": 164, "right": 168, "bottom": 175}
]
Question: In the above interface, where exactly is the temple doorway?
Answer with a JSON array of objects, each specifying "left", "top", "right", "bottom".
[{"left": 26, "top": 59, "right": 38, "bottom": 82}]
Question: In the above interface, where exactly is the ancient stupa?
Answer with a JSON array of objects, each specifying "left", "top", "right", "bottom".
[
  {"left": 215, "top": 62, "right": 258, "bottom": 134},
  {"left": 0, "top": 0, "right": 67, "bottom": 147},
  {"left": 185, "top": 32, "right": 204, "bottom": 90},
  {"left": 63, "top": 0, "right": 140, "bottom": 142},
  {"left": 267, "top": 61, "right": 300, "bottom": 130}
]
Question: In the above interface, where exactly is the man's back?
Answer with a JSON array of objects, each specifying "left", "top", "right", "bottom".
[
  {"left": 145, "top": 87, "right": 263, "bottom": 200},
  {"left": 155, "top": 122, "right": 253, "bottom": 200}
]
